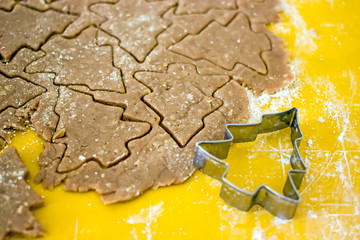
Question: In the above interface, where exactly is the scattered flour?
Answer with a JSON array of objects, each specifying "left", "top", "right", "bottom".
[
  {"left": 273, "top": 217, "right": 291, "bottom": 225},
  {"left": 307, "top": 210, "right": 318, "bottom": 219},
  {"left": 252, "top": 226, "right": 265, "bottom": 240},
  {"left": 126, "top": 202, "right": 164, "bottom": 240},
  {"left": 307, "top": 139, "right": 313, "bottom": 148}
]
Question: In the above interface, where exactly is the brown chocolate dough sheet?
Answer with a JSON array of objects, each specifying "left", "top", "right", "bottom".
[{"left": 0, "top": 0, "right": 292, "bottom": 207}]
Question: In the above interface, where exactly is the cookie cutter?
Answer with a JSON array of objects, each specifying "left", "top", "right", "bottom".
[{"left": 194, "top": 108, "right": 306, "bottom": 220}]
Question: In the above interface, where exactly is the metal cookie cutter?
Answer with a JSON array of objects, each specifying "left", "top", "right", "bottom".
[{"left": 194, "top": 108, "right": 307, "bottom": 220}]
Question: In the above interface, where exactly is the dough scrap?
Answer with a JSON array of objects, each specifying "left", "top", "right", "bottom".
[
  {"left": 34, "top": 142, "right": 67, "bottom": 189},
  {"left": 0, "top": 97, "right": 40, "bottom": 143},
  {"left": 0, "top": 146, "right": 44, "bottom": 240}
]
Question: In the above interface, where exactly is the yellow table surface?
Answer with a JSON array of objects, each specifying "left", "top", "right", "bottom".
[{"left": 3, "top": 0, "right": 360, "bottom": 239}]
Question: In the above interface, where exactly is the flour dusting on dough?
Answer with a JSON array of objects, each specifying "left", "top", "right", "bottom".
[{"left": 247, "top": 0, "right": 318, "bottom": 122}]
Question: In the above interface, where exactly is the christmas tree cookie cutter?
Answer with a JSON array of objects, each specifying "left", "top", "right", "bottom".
[{"left": 194, "top": 108, "right": 307, "bottom": 220}]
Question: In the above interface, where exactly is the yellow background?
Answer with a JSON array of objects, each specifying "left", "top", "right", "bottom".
[{"left": 3, "top": 0, "right": 360, "bottom": 239}]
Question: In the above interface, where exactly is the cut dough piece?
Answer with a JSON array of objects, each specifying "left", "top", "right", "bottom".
[
  {"left": 238, "top": 0, "right": 282, "bottom": 24},
  {"left": 26, "top": 27, "right": 125, "bottom": 93},
  {"left": 0, "top": 146, "right": 44, "bottom": 240},
  {"left": 169, "top": 13, "right": 270, "bottom": 73},
  {"left": 0, "top": 0, "right": 16, "bottom": 11},
  {"left": 159, "top": 8, "right": 237, "bottom": 47},
  {"left": 30, "top": 89, "right": 59, "bottom": 142},
  {"left": 0, "top": 5, "right": 75, "bottom": 60},
  {"left": 214, "top": 80, "right": 249, "bottom": 123},
  {"left": 91, "top": 0, "right": 175, "bottom": 62},
  {"left": 0, "top": 75, "right": 45, "bottom": 112},
  {"left": 135, "top": 63, "right": 228, "bottom": 146},
  {"left": 21, "top": 0, "right": 118, "bottom": 37},
  {"left": 231, "top": 24, "right": 293, "bottom": 94},
  {"left": 54, "top": 87, "right": 151, "bottom": 172},
  {"left": 0, "top": 48, "right": 45, "bottom": 77}
]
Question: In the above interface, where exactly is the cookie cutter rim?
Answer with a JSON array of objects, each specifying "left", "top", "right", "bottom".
[{"left": 194, "top": 107, "right": 307, "bottom": 220}]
